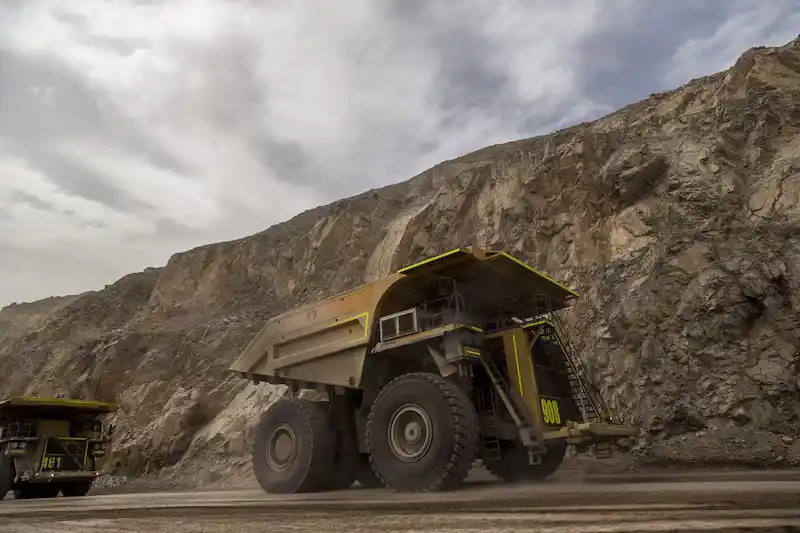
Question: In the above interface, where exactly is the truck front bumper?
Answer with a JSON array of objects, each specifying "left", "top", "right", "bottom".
[
  {"left": 19, "top": 470, "right": 99, "bottom": 484},
  {"left": 542, "top": 421, "right": 639, "bottom": 441}
]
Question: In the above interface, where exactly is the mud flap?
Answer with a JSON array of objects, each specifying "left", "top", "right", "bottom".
[{"left": 0, "top": 455, "right": 12, "bottom": 500}]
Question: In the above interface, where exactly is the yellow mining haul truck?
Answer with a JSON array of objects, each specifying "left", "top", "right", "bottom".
[
  {"left": 230, "top": 247, "right": 637, "bottom": 493},
  {"left": 0, "top": 397, "right": 117, "bottom": 500}
]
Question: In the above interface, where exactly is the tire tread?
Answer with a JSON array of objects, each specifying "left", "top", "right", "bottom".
[
  {"left": 252, "top": 397, "right": 335, "bottom": 494},
  {"left": 365, "top": 372, "right": 479, "bottom": 492}
]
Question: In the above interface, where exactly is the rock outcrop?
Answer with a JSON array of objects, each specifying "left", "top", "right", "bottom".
[{"left": 1, "top": 37, "right": 799, "bottom": 485}]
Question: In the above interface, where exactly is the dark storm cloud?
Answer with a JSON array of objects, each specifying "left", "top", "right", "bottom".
[
  {"left": 149, "top": 32, "right": 321, "bottom": 190},
  {"left": 574, "top": 3, "right": 735, "bottom": 107},
  {"left": 254, "top": 136, "right": 313, "bottom": 186},
  {"left": 121, "top": 218, "right": 203, "bottom": 244},
  {"left": 10, "top": 143, "right": 145, "bottom": 213},
  {"left": 0, "top": 49, "right": 109, "bottom": 142},
  {"left": 0, "top": 48, "right": 201, "bottom": 212},
  {"left": 383, "top": 1, "right": 513, "bottom": 116},
  {"left": 12, "top": 190, "right": 55, "bottom": 212},
  {"left": 575, "top": 0, "right": 800, "bottom": 110}
]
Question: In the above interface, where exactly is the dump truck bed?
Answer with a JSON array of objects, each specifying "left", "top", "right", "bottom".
[{"left": 229, "top": 247, "right": 579, "bottom": 389}]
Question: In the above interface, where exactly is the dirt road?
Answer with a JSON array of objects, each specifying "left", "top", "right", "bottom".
[{"left": 1, "top": 476, "right": 799, "bottom": 532}]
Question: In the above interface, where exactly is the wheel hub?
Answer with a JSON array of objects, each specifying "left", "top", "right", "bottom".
[
  {"left": 266, "top": 423, "right": 297, "bottom": 472},
  {"left": 387, "top": 403, "right": 433, "bottom": 462}
]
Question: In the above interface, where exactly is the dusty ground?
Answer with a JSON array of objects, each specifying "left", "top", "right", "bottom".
[
  {"left": 88, "top": 458, "right": 800, "bottom": 495},
  {"left": 1, "top": 472, "right": 799, "bottom": 532},
  {"left": 6, "top": 508, "right": 800, "bottom": 533}
]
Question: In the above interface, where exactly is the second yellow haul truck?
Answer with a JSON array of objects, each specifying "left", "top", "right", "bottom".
[{"left": 229, "top": 247, "right": 638, "bottom": 493}]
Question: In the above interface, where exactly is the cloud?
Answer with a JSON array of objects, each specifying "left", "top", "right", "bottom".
[
  {"left": 0, "top": 0, "right": 798, "bottom": 306},
  {"left": 665, "top": 0, "right": 800, "bottom": 85}
]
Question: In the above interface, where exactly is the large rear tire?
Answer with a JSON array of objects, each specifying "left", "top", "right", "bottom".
[
  {"left": 252, "top": 397, "right": 336, "bottom": 494},
  {"left": 366, "top": 372, "right": 479, "bottom": 492},
  {"left": 484, "top": 439, "right": 567, "bottom": 483},
  {"left": 0, "top": 456, "right": 12, "bottom": 501}
]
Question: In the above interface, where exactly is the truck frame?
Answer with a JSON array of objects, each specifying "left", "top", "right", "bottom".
[
  {"left": 0, "top": 397, "right": 117, "bottom": 500},
  {"left": 230, "top": 247, "right": 637, "bottom": 493}
]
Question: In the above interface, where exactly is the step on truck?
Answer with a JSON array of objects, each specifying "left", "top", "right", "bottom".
[
  {"left": 0, "top": 397, "right": 117, "bottom": 500},
  {"left": 229, "top": 247, "right": 638, "bottom": 493}
]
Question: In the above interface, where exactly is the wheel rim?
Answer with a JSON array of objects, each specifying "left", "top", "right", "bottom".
[
  {"left": 387, "top": 403, "right": 433, "bottom": 462},
  {"left": 266, "top": 423, "right": 297, "bottom": 472}
]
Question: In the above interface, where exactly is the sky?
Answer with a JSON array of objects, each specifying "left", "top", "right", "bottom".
[{"left": 1, "top": 0, "right": 799, "bottom": 307}]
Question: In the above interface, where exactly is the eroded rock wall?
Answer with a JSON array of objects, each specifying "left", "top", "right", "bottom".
[{"left": 1, "top": 38, "right": 798, "bottom": 485}]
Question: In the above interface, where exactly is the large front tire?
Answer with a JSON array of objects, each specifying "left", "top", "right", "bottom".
[
  {"left": 366, "top": 372, "right": 479, "bottom": 492},
  {"left": 252, "top": 397, "right": 336, "bottom": 494}
]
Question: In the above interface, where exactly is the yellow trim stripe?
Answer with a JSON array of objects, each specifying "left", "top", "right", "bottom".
[
  {"left": 341, "top": 312, "right": 371, "bottom": 339},
  {"left": 397, "top": 248, "right": 463, "bottom": 274},
  {"left": 511, "top": 333, "right": 524, "bottom": 395},
  {"left": 521, "top": 319, "right": 549, "bottom": 329},
  {"left": 499, "top": 252, "right": 580, "bottom": 298}
]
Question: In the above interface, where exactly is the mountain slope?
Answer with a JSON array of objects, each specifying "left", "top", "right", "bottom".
[{"left": 1, "top": 37, "right": 799, "bottom": 485}]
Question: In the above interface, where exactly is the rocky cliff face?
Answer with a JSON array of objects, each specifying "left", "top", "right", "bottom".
[{"left": 1, "top": 37, "right": 799, "bottom": 486}]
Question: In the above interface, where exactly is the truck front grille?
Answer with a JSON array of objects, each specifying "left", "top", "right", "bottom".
[{"left": 40, "top": 438, "right": 89, "bottom": 472}]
